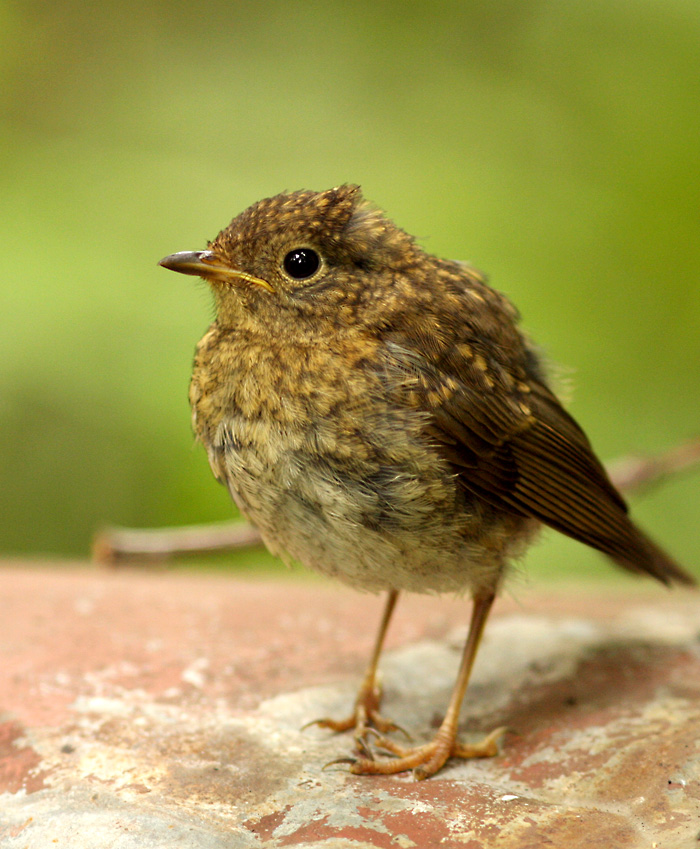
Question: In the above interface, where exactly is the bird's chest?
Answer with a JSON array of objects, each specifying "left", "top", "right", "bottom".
[
  {"left": 189, "top": 326, "right": 468, "bottom": 590},
  {"left": 190, "top": 325, "right": 394, "bottom": 481}
]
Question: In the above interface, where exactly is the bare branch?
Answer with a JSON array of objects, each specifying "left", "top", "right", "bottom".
[
  {"left": 93, "top": 521, "right": 263, "bottom": 566},
  {"left": 607, "top": 436, "right": 700, "bottom": 494}
]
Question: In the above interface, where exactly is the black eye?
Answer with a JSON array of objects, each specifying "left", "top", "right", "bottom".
[{"left": 283, "top": 248, "right": 320, "bottom": 280}]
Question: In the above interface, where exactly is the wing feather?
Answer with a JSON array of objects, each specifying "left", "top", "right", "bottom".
[{"left": 381, "top": 338, "right": 693, "bottom": 586}]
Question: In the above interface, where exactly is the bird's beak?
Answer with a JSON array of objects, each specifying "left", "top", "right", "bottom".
[{"left": 158, "top": 250, "right": 273, "bottom": 292}]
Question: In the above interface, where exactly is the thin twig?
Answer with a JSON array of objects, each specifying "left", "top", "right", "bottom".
[
  {"left": 607, "top": 436, "right": 700, "bottom": 493},
  {"left": 93, "top": 521, "right": 263, "bottom": 566},
  {"left": 93, "top": 436, "right": 700, "bottom": 566}
]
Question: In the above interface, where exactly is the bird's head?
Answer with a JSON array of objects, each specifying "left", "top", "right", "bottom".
[{"left": 159, "top": 185, "right": 422, "bottom": 330}]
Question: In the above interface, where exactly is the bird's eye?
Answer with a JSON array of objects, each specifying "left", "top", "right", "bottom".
[{"left": 283, "top": 248, "right": 320, "bottom": 280}]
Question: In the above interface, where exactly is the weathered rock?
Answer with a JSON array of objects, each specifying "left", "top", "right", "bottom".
[{"left": 0, "top": 564, "right": 698, "bottom": 847}]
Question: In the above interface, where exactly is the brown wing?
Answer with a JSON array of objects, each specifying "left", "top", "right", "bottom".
[{"left": 382, "top": 339, "right": 693, "bottom": 587}]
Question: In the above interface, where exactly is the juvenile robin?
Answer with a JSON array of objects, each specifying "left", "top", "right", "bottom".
[{"left": 160, "top": 185, "right": 693, "bottom": 778}]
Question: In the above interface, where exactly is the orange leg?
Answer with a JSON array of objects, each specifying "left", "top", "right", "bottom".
[
  {"left": 349, "top": 591, "right": 506, "bottom": 778},
  {"left": 306, "top": 590, "right": 405, "bottom": 752}
]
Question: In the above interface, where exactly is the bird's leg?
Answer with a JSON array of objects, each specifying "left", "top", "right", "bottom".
[
  {"left": 306, "top": 589, "right": 405, "bottom": 753},
  {"left": 349, "top": 590, "right": 506, "bottom": 778}
]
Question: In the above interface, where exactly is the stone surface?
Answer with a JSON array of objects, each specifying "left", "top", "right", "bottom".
[{"left": 0, "top": 562, "right": 699, "bottom": 847}]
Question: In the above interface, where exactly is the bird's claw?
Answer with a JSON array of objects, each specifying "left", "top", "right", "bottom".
[{"left": 347, "top": 726, "right": 509, "bottom": 779}]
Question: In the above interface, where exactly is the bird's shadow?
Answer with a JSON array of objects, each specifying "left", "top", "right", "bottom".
[{"left": 378, "top": 631, "right": 693, "bottom": 745}]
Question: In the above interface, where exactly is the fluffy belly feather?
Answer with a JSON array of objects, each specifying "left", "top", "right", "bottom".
[{"left": 208, "top": 414, "right": 536, "bottom": 596}]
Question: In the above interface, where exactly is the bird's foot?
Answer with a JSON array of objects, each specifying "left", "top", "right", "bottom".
[
  {"left": 343, "top": 725, "right": 507, "bottom": 779},
  {"left": 304, "top": 683, "right": 410, "bottom": 757}
]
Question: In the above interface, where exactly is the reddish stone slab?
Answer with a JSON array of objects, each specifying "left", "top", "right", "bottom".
[{"left": 0, "top": 562, "right": 698, "bottom": 848}]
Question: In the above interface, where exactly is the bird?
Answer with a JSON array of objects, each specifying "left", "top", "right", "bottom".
[{"left": 159, "top": 184, "right": 694, "bottom": 778}]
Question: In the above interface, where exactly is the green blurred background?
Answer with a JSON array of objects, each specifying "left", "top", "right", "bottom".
[{"left": 2, "top": 0, "right": 698, "bottom": 581}]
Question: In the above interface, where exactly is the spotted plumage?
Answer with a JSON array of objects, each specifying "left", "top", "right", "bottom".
[{"left": 160, "top": 184, "right": 692, "bottom": 778}]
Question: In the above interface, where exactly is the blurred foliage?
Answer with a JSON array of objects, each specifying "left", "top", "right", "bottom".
[{"left": 1, "top": 0, "right": 698, "bottom": 581}]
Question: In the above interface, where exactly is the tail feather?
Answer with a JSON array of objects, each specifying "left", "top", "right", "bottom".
[{"left": 611, "top": 523, "right": 695, "bottom": 587}]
